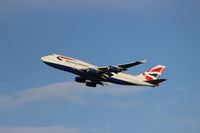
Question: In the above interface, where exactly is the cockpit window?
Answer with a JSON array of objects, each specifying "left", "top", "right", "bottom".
[
  {"left": 57, "top": 57, "right": 62, "bottom": 60},
  {"left": 57, "top": 56, "right": 76, "bottom": 61}
]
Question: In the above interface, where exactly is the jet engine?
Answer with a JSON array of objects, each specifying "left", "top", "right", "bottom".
[
  {"left": 86, "top": 68, "right": 99, "bottom": 75},
  {"left": 108, "top": 66, "right": 122, "bottom": 73},
  {"left": 86, "top": 81, "right": 96, "bottom": 87},
  {"left": 75, "top": 77, "right": 86, "bottom": 83}
]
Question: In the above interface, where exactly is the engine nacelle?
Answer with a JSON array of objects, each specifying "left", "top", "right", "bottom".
[
  {"left": 86, "top": 68, "right": 99, "bottom": 75},
  {"left": 86, "top": 81, "right": 96, "bottom": 87},
  {"left": 75, "top": 77, "right": 86, "bottom": 83},
  {"left": 108, "top": 66, "right": 121, "bottom": 73}
]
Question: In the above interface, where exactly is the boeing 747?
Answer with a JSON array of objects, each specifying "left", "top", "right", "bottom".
[{"left": 41, "top": 54, "right": 167, "bottom": 87}]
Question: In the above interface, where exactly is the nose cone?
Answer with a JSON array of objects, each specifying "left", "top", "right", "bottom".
[{"left": 40, "top": 56, "right": 47, "bottom": 62}]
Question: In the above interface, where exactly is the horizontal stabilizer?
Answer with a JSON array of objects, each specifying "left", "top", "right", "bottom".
[{"left": 145, "top": 79, "right": 167, "bottom": 84}]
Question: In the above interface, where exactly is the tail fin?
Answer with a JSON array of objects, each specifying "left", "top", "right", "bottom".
[{"left": 137, "top": 65, "right": 166, "bottom": 80}]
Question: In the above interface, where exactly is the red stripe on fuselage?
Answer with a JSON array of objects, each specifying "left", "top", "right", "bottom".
[{"left": 58, "top": 56, "right": 76, "bottom": 61}]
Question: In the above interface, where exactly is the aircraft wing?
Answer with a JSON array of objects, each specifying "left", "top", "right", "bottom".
[
  {"left": 97, "top": 59, "right": 147, "bottom": 74},
  {"left": 117, "top": 59, "right": 147, "bottom": 69}
]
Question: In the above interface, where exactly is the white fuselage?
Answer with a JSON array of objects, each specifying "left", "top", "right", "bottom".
[{"left": 41, "top": 54, "right": 154, "bottom": 87}]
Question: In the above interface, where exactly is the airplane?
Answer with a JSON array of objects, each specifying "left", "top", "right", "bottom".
[{"left": 41, "top": 54, "right": 167, "bottom": 87}]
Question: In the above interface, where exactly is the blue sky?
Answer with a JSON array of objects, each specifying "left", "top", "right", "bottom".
[{"left": 0, "top": 0, "right": 200, "bottom": 133}]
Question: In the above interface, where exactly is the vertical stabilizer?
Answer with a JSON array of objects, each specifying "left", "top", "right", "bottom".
[{"left": 137, "top": 65, "right": 166, "bottom": 80}]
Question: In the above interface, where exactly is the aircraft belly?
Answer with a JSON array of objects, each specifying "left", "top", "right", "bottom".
[
  {"left": 108, "top": 76, "right": 136, "bottom": 85},
  {"left": 44, "top": 62, "right": 103, "bottom": 82},
  {"left": 108, "top": 78, "right": 135, "bottom": 85},
  {"left": 43, "top": 62, "right": 78, "bottom": 73}
]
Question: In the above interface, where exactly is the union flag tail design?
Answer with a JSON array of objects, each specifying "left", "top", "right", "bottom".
[{"left": 137, "top": 65, "right": 166, "bottom": 80}]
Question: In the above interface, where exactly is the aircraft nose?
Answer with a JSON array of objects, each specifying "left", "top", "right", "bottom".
[{"left": 40, "top": 56, "right": 46, "bottom": 62}]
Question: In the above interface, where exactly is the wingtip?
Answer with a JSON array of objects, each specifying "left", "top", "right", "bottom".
[{"left": 141, "top": 59, "right": 148, "bottom": 63}]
